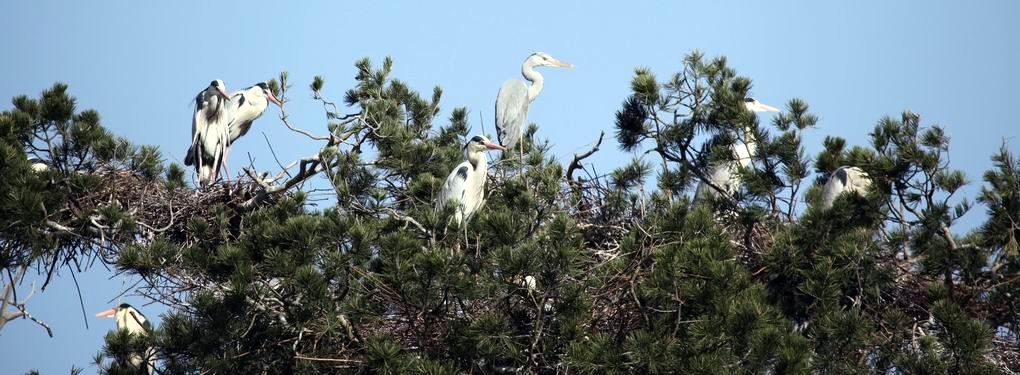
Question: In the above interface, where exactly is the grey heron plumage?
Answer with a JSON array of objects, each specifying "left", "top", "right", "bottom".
[
  {"left": 184, "top": 79, "right": 231, "bottom": 187},
  {"left": 436, "top": 135, "right": 507, "bottom": 226},
  {"left": 225, "top": 82, "right": 282, "bottom": 146},
  {"left": 495, "top": 52, "right": 572, "bottom": 160},
  {"left": 216, "top": 82, "right": 282, "bottom": 180},
  {"left": 819, "top": 166, "right": 872, "bottom": 210},
  {"left": 694, "top": 98, "right": 780, "bottom": 202},
  {"left": 96, "top": 303, "right": 155, "bottom": 375}
]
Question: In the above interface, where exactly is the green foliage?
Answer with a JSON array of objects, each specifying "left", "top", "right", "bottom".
[
  {"left": 0, "top": 83, "right": 164, "bottom": 277},
  {"left": 6, "top": 51, "right": 1020, "bottom": 373}
]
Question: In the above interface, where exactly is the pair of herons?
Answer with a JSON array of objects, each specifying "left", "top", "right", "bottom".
[
  {"left": 185, "top": 79, "right": 281, "bottom": 187},
  {"left": 691, "top": 98, "right": 872, "bottom": 211}
]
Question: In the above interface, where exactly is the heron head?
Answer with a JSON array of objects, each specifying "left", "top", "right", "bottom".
[
  {"left": 743, "top": 97, "right": 780, "bottom": 113},
  {"left": 255, "top": 82, "right": 282, "bottom": 107},
  {"left": 209, "top": 79, "right": 230, "bottom": 100},
  {"left": 528, "top": 52, "right": 573, "bottom": 68},
  {"left": 464, "top": 135, "right": 507, "bottom": 153},
  {"left": 95, "top": 303, "right": 134, "bottom": 319}
]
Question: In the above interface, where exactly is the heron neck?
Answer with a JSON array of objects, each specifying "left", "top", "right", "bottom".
[
  {"left": 467, "top": 150, "right": 487, "bottom": 173},
  {"left": 523, "top": 62, "right": 544, "bottom": 102}
]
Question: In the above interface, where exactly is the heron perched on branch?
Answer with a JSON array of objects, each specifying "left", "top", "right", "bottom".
[
  {"left": 495, "top": 52, "right": 572, "bottom": 164},
  {"left": 436, "top": 135, "right": 507, "bottom": 236},
  {"left": 218, "top": 81, "right": 282, "bottom": 179},
  {"left": 819, "top": 166, "right": 873, "bottom": 210},
  {"left": 184, "top": 79, "right": 231, "bottom": 187},
  {"left": 96, "top": 303, "right": 155, "bottom": 375},
  {"left": 694, "top": 98, "right": 780, "bottom": 203}
]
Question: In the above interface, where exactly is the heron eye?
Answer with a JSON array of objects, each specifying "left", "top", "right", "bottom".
[{"left": 211, "top": 80, "right": 219, "bottom": 87}]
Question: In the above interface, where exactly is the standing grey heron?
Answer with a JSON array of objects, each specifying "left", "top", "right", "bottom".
[
  {"left": 436, "top": 135, "right": 507, "bottom": 241},
  {"left": 495, "top": 52, "right": 572, "bottom": 164},
  {"left": 96, "top": 303, "right": 155, "bottom": 375},
  {"left": 819, "top": 166, "right": 872, "bottom": 210},
  {"left": 184, "top": 79, "right": 231, "bottom": 187},
  {"left": 219, "top": 81, "right": 282, "bottom": 179},
  {"left": 693, "top": 98, "right": 780, "bottom": 202}
]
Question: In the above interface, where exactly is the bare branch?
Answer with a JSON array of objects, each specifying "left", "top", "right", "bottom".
[
  {"left": 1, "top": 266, "right": 54, "bottom": 337},
  {"left": 567, "top": 131, "right": 605, "bottom": 192}
]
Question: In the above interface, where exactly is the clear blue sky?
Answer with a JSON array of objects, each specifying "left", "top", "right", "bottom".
[{"left": 1, "top": 1, "right": 1018, "bottom": 373}]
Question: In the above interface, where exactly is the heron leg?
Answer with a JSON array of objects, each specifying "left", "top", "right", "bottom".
[
  {"left": 194, "top": 138, "right": 207, "bottom": 188},
  {"left": 462, "top": 222, "right": 469, "bottom": 256},
  {"left": 221, "top": 145, "right": 232, "bottom": 186},
  {"left": 475, "top": 232, "right": 481, "bottom": 259},
  {"left": 519, "top": 139, "right": 525, "bottom": 171},
  {"left": 520, "top": 139, "right": 531, "bottom": 193}
]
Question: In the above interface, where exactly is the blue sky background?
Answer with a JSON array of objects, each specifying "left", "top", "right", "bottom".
[{"left": 2, "top": 1, "right": 1018, "bottom": 373}]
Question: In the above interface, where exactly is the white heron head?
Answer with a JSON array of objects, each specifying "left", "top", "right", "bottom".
[
  {"left": 252, "top": 82, "right": 282, "bottom": 107},
  {"left": 744, "top": 97, "right": 780, "bottom": 113},
  {"left": 207, "top": 79, "right": 230, "bottom": 100},
  {"left": 96, "top": 303, "right": 148, "bottom": 332},
  {"left": 464, "top": 135, "right": 507, "bottom": 154},
  {"left": 526, "top": 52, "right": 573, "bottom": 69}
]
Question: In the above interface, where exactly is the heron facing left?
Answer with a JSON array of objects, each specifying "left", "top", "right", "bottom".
[{"left": 96, "top": 303, "right": 155, "bottom": 375}]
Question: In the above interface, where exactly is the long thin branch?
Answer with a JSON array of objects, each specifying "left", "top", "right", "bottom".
[{"left": 382, "top": 208, "right": 430, "bottom": 237}]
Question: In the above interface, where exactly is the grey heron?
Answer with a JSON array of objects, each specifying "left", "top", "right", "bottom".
[
  {"left": 184, "top": 79, "right": 232, "bottom": 187},
  {"left": 495, "top": 52, "right": 572, "bottom": 164},
  {"left": 96, "top": 303, "right": 155, "bottom": 375},
  {"left": 819, "top": 166, "right": 872, "bottom": 210},
  {"left": 693, "top": 98, "right": 780, "bottom": 202},
  {"left": 436, "top": 135, "right": 507, "bottom": 228},
  {"left": 219, "top": 81, "right": 282, "bottom": 179}
]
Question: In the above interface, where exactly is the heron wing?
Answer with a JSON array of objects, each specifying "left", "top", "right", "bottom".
[
  {"left": 819, "top": 167, "right": 850, "bottom": 209},
  {"left": 127, "top": 310, "right": 152, "bottom": 334},
  {"left": 495, "top": 80, "right": 529, "bottom": 149},
  {"left": 694, "top": 162, "right": 736, "bottom": 201},
  {"left": 185, "top": 91, "right": 208, "bottom": 166},
  {"left": 436, "top": 162, "right": 471, "bottom": 214},
  {"left": 846, "top": 167, "right": 872, "bottom": 193},
  {"left": 226, "top": 90, "right": 266, "bottom": 145}
]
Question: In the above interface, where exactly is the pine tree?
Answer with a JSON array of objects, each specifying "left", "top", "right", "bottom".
[{"left": 2, "top": 52, "right": 1019, "bottom": 374}]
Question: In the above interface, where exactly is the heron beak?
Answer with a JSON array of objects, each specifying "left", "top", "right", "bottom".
[
  {"left": 552, "top": 60, "right": 573, "bottom": 68},
  {"left": 754, "top": 102, "right": 781, "bottom": 113},
  {"left": 217, "top": 87, "right": 231, "bottom": 100},
  {"left": 484, "top": 142, "right": 508, "bottom": 151},
  {"left": 95, "top": 308, "right": 117, "bottom": 318},
  {"left": 266, "top": 90, "right": 282, "bottom": 107}
]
